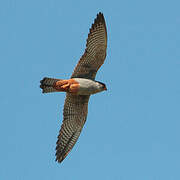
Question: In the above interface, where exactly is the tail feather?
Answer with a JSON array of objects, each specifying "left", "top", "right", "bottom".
[{"left": 40, "top": 77, "right": 61, "bottom": 93}]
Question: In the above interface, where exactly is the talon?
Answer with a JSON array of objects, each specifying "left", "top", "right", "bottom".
[
  {"left": 53, "top": 79, "right": 79, "bottom": 92},
  {"left": 53, "top": 80, "right": 70, "bottom": 91},
  {"left": 61, "top": 83, "right": 70, "bottom": 90},
  {"left": 55, "top": 80, "right": 68, "bottom": 86}
]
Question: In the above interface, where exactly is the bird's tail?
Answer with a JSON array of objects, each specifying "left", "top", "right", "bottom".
[{"left": 40, "top": 77, "right": 61, "bottom": 93}]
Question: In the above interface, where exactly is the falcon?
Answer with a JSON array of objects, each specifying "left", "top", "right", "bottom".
[{"left": 40, "top": 12, "right": 107, "bottom": 163}]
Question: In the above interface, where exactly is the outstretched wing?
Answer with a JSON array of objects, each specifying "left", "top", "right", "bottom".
[
  {"left": 71, "top": 12, "right": 107, "bottom": 80},
  {"left": 56, "top": 94, "right": 90, "bottom": 163}
]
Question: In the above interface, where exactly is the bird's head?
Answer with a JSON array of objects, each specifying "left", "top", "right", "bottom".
[{"left": 96, "top": 81, "right": 107, "bottom": 91}]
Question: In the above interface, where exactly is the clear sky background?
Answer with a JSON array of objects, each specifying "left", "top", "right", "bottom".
[{"left": 1, "top": 0, "right": 180, "bottom": 179}]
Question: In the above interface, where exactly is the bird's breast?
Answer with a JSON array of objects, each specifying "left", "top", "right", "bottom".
[{"left": 72, "top": 78, "right": 101, "bottom": 95}]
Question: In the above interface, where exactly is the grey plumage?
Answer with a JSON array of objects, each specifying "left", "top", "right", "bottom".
[{"left": 40, "top": 12, "right": 107, "bottom": 163}]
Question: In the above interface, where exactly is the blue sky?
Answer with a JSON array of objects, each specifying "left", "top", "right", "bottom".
[{"left": 1, "top": 0, "right": 180, "bottom": 179}]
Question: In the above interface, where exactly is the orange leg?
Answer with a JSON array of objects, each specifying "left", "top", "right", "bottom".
[
  {"left": 53, "top": 79, "right": 79, "bottom": 92},
  {"left": 69, "top": 84, "right": 80, "bottom": 93},
  {"left": 61, "top": 83, "right": 70, "bottom": 90},
  {"left": 54, "top": 80, "right": 70, "bottom": 92},
  {"left": 55, "top": 80, "right": 68, "bottom": 86}
]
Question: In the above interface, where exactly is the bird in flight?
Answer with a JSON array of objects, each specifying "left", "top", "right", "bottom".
[{"left": 40, "top": 12, "right": 107, "bottom": 163}]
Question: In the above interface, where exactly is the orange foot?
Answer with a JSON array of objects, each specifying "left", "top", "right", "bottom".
[
  {"left": 53, "top": 80, "right": 69, "bottom": 91},
  {"left": 53, "top": 79, "right": 79, "bottom": 92}
]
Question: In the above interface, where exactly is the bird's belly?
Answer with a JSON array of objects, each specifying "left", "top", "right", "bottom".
[
  {"left": 73, "top": 78, "right": 100, "bottom": 95},
  {"left": 77, "top": 85, "right": 98, "bottom": 95}
]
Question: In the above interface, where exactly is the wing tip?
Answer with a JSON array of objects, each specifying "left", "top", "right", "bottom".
[
  {"left": 90, "top": 12, "right": 107, "bottom": 37},
  {"left": 55, "top": 148, "right": 70, "bottom": 163},
  {"left": 95, "top": 12, "right": 105, "bottom": 25},
  {"left": 97, "top": 12, "right": 104, "bottom": 18},
  {"left": 55, "top": 156, "right": 64, "bottom": 163}
]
